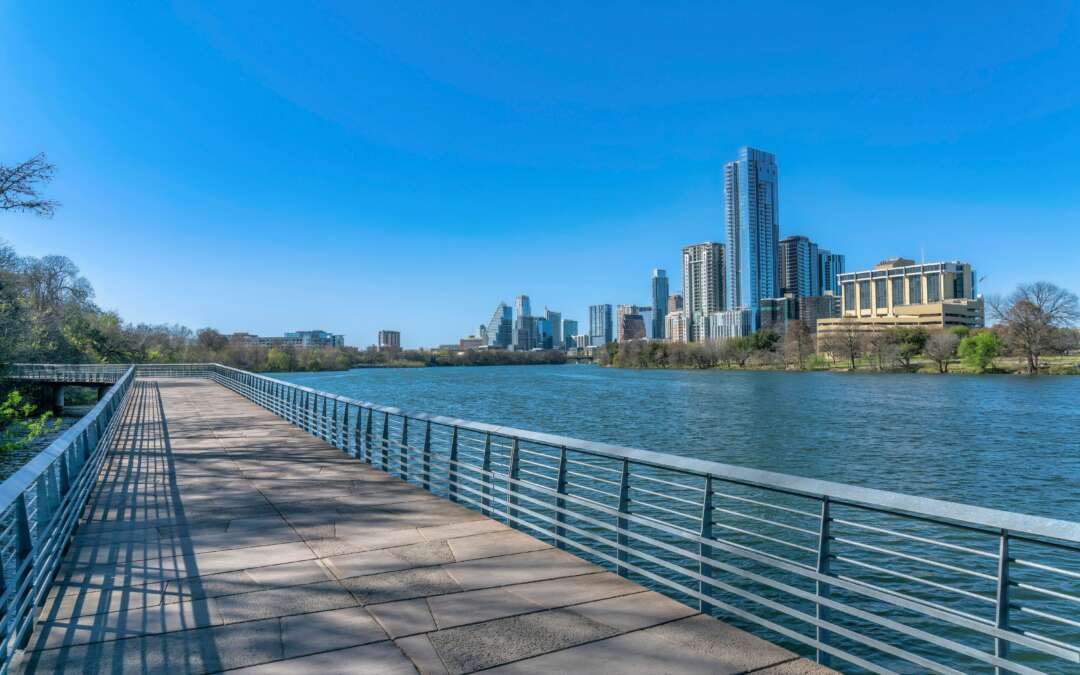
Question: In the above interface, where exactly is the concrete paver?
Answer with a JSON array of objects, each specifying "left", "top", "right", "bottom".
[{"left": 13, "top": 378, "right": 831, "bottom": 674}]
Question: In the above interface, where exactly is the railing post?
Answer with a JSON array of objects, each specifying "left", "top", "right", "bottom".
[
  {"left": 399, "top": 417, "right": 409, "bottom": 480},
  {"left": 508, "top": 438, "right": 520, "bottom": 523},
  {"left": 380, "top": 412, "right": 390, "bottom": 471},
  {"left": 448, "top": 427, "right": 460, "bottom": 502},
  {"left": 815, "top": 497, "right": 833, "bottom": 666},
  {"left": 995, "top": 532, "right": 1011, "bottom": 674},
  {"left": 320, "top": 395, "right": 328, "bottom": 440},
  {"left": 698, "top": 475, "right": 714, "bottom": 612},
  {"left": 555, "top": 447, "right": 568, "bottom": 550},
  {"left": 481, "top": 433, "right": 493, "bottom": 514},
  {"left": 364, "top": 408, "right": 373, "bottom": 463},
  {"left": 341, "top": 404, "right": 350, "bottom": 455},
  {"left": 421, "top": 421, "right": 432, "bottom": 490},
  {"left": 616, "top": 458, "right": 630, "bottom": 577},
  {"left": 331, "top": 399, "right": 339, "bottom": 448}
]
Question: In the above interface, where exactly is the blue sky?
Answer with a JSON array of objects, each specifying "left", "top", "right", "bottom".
[{"left": 2, "top": 2, "right": 1079, "bottom": 348}]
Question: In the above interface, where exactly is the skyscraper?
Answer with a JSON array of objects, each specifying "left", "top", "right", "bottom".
[
  {"left": 779, "top": 235, "right": 816, "bottom": 298},
  {"left": 485, "top": 302, "right": 513, "bottom": 348},
  {"left": 544, "top": 309, "right": 562, "bottom": 350},
  {"left": 562, "top": 319, "right": 578, "bottom": 350},
  {"left": 588, "top": 304, "right": 613, "bottom": 347},
  {"left": 724, "top": 147, "right": 780, "bottom": 325},
  {"left": 512, "top": 294, "right": 531, "bottom": 350},
  {"left": 651, "top": 269, "right": 669, "bottom": 340},
  {"left": 816, "top": 249, "right": 846, "bottom": 296},
  {"left": 682, "top": 242, "right": 725, "bottom": 342}
]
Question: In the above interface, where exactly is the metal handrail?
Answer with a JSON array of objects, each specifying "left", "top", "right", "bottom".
[
  {"left": 4, "top": 363, "right": 1079, "bottom": 673},
  {"left": 0, "top": 366, "right": 136, "bottom": 671}
]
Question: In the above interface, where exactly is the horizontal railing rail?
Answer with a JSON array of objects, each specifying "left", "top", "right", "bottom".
[
  {"left": 0, "top": 366, "right": 136, "bottom": 672},
  {"left": 5, "top": 363, "right": 1079, "bottom": 674}
]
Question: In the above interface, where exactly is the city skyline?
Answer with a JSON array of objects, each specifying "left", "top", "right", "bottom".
[{"left": 3, "top": 4, "right": 1080, "bottom": 348}]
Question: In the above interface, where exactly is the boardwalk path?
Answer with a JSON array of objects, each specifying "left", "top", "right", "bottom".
[{"left": 15, "top": 379, "right": 828, "bottom": 674}]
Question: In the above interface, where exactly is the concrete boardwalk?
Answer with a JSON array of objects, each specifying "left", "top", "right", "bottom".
[{"left": 15, "top": 379, "right": 827, "bottom": 674}]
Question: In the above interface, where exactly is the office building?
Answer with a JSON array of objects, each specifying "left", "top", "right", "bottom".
[
  {"left": 377, "top": 330, "right": 400, "bottom": 350},
  {"left": 710, "top": 309, "right": 754, "bottom": 340},
  {"left": 619, "top": 312, "right": 647, "bottom": 341},
  {"left": 799, "top": 294, "right": 841, "bottom": 333},
  {"left": 779, "top": 235, "right": 816, "bottom": 298},
  {"left": 640, "top": 307, "right": 655, "bottom": 340},
  {"left": 616, "top": 304, "right": 650, "bottom": 342},
  {"left": 485, "top": 302, "right": 513, "bottom": 348},
  {"left": 817, "top": 258, "right": 984, "bottom": 334},
  {"left": 589, "top": 304, "right": 613, "bottom": 347},
  {"left": 682, "top": 242, "right": 725, "bottom": 342},
  {"left": 724, "top": 147, "right": 780, "bottom": 325},
  {"left": 231, "top": 330, "right": 344, "bottom": 349},
  {"left": 459, "top": 335, "right": 484, "bottom": 351},
  {"left": 513, "top": 315, "right": 544, "bottom": 351},
  {"left": 651, "top": 269, "right": 669, "bottom": 340},
  {"left": 512, "top": 294, "right": 532, "bottom": 350},
  {"left": 573, "top": 334, "right": 592, "bottom": 350},
  {"left": 759, "top": 296, "right": 800, "bottom": 334},
  {"left": 544, "top": 309, "right": 562, "bottom": 350},
  {"left": 562, "top": 319, "right": 578, "bottom": 350},
  {"left": 667, "top": 294, "right": 684, "bottom": 313},
  {"left": 665, "top": 310, "right": 687, "bottom": 343},
  {"left": 816, "top": 249, "right": 846, "bottom": 296}
]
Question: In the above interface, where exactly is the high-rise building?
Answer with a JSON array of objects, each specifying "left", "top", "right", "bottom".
[
  {"left": 710, "top": 309, "right": 754, "bottom": 340},
  {"left": 815, "top": 249, "right": 846, "bottom": 296},
  {"left": 759, "top": 296, "right": 800, "bottom": 334},
  {"left": 799, "top": 293, "right": 841, "bottom": 333},
  {"left": 817, "top": 258, "right": 983, "bottom": 335},
  {"left": 485, "top": 302, "right": 513, "bottom": 348},
  {"left": 665, "top": 310, "right": 687, "bottom": 343},
  {"left": 640, "top": 307, "right": 655, "bottom": 340},
  {"left": 724, "top": 147, "right": 780, "bottom": 325},
  {"left": 544, "top": 309, "right": 562, "bottom": 350},
  {"left": 651, "top": 269, "right": 669, "bottom": 340},
  {"left": 512, "top": 294, "right": 532, "bottom": 350},
  {"left": 514, "top": 316, "right": 544, "bottom": 351},
  {"left": 616, "top": 304, "right": 651, "bottom": 342},
  {"left": 667, "top": 294, "right": 684, "bottom": 313},
  {"left": 619, "top": 313, "right": 647, "bottom": 341},
  {"left": 588, "top": 304, "right": 613, "bottom": 347},
  {"left": 562, "top": 319, "right": 578, "bottom": 350},
  {"left": 779, "top": 235, "right": 816, "bottom": 298},
  {"left": 377, "top": 330, "right": 400, "bottom": 350},
  {"left": 682, "top": 242, "right": 725, "bottom": 342}
]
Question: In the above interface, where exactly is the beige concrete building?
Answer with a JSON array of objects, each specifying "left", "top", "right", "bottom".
[
  {"left": 665, "top": 309, "right": 687, "bottom": 343},
  {"left": 817, "top": 258, "right": 983, "bottom": 334}
]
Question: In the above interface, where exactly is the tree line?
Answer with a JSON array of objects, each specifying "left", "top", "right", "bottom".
[{"left": 601, "top": 282, "right": 1079, "bottom": 374}]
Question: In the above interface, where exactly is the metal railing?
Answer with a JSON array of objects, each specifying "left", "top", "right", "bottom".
[
  {"left": 4, "top": 363, "right": 1080, "bottom": 673},
  {"left": 0, "top": 366, "right": 135, "bottom": 672}
]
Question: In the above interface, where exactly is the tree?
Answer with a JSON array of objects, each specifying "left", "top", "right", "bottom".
[
  {"left": 819, "top": 320, "right": 862, "bottom": 370},
  {"left": 862, "top": 330, "right": 899, "bottom": 371},
  {"left": 990, "top": 282, "right": 1080, "bottom": 373},
  {"left": 958, "top": 331, "right": 1002, "bottom": 373},
  {"left": 892, "top": 327, "right": 929, "bottom": 370},
  {"left": 924, "top": 331, "right": 960, "bottom": 373},
  {"left": 1, "top": 390, "right": 59, "bottom": 452},
  {"left": 782, "top": 321, "right": 813, "bottom": 369},
  {"left": 0, "top": 154, "right": 58, "bottom": 217},
  {"left": 197, "top": 328, "right": 229, "bottom": 352}
]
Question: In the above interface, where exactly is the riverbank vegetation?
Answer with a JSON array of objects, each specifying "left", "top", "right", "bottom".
[{"left": 600, "top": 282, "right": 1080, "bottom": 375}]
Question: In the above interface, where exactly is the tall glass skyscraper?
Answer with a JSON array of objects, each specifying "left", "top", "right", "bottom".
[
  {"left": 485, "top": 302, "right": 513, "bottom": 348},
  {"left": 588, "top": 304, "right": 613, "bottom": 346},
  {"left": 512, "top": 294, "right": 531, "bottom": 350},
  {"left": 724, "top": 147, "right": 780, "bottom": 325},
  {"left": 650, "top": 269, "right": 669, "bottom": 340}
]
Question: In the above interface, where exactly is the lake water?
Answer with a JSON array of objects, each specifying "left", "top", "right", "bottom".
[{"left": 278, "top": 364, "right": 1080, "bottom": 522}]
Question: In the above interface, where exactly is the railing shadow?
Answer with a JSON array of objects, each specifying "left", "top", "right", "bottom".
[{"left": 19, "top": 381, "right": 222, "bottom": 672}]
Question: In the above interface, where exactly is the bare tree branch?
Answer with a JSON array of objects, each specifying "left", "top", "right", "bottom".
[{"left": 0, "top": 153, "right": 59, "bottom": 217}]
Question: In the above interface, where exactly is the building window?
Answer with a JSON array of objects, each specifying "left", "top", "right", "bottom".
[
  {"left": 875, "top": 279, "right": 887, "bottom": 309},
  {"left": 843, "top": 283, "right": 855, "bottom": 311},
  {"left": 892, "top": 278, "right": 904, "bottom": 306},
  {"left": 953, "top": 273, "right": 965, "bottom": 300},
  {"left": 858, "top": 281, "right": 871, "bottom": 310},
  {"left": 927, "top": 274, "right": 941, "bottom": 302},
  {"left": 908, "top": 276, "right": 922, "bottom": 304}
]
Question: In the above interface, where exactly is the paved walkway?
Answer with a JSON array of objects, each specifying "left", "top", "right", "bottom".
[{"left": 15, "top": 379, "right": 829, "bottom": 674}]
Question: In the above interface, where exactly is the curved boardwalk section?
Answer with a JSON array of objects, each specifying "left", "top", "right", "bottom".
[{"left": 14, "top": 379, "right": 829, "bottom": 674}]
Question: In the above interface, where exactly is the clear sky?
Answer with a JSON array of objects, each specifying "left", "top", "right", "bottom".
[{"left": 3, "top": 2, "right": 1079, "bottom": 348}]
